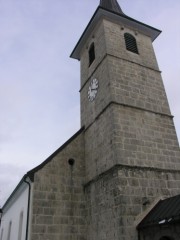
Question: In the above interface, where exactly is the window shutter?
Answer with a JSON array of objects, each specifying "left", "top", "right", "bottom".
[{"left": 124, "top": 33, "right": 138, "bottom": 54}]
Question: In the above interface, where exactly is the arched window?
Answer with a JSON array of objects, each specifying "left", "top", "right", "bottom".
[
  {"left": 124, "top": 33, "right": 138, "bottom": 54},
  {"left": 7, "top": 221, "right": 12, "bottom": 240},
  {"left": 89, "top": 43, "right": 95, "bottom": 66},
  {"left": 18, "top": 212, "right": 23, "bottom": 240}
]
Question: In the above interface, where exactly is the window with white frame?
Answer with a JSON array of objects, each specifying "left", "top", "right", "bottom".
[
  {"left": 18, "top": 212, "right": 23, "bottom": 240},
  {"left": 7, "top": 222, "right": 12, "bottom": 240}
]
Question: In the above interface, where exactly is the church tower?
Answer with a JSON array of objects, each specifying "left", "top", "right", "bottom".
[
  {"left": 1, "top": 1, "right": 180, "bottom": 240},
  {"left": 71, "top": 0, "right": 180, "bottom": 239}
]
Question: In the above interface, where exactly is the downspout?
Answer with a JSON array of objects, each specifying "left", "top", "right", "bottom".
[
  {"left": 24, "top": 177, "right": 31, "bottom": 240},
  {"left": 0, "top": 209, "right": 2, "bottom": 227}
]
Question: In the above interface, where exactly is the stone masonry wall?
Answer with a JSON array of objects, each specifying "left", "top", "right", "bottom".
[
  {"left": 84, "top": 104, "right": 115, "bottom": 182},
  {"left": 108, "top": 56, "right": 171, "bottom": 115},
  {"left": 84, "top": 103, "right": 180, "bottom": 182},
  {"left": 112, "top": 104, "right": 180, "bottom": 170},
  {"left": 79, "top": 15, "right": 180, "bottom": 240},
  {"left": 81, "top": 16, "right": 180, "bottom": 183},
  {"left": 85, "top": 165, "right": 180, "bottom": 240},
  {"left": 103, "top": 19, "right": 159, "bottom": 72},
  {"left": 80, "top": 18, "right": 171, "bottom": 128},
  {"left": 80, "top": 19, "right": 106, "bottom": 87},
  {"left": 30, "top": 131, "right": 86, "bottom": 240},
  {"left": 81, "top": 56, "right": 111, "bottom": 127}
]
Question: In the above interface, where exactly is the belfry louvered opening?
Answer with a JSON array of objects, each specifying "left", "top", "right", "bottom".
[{"left": 124, "top": 33, "right": 139, "bottom": 54}]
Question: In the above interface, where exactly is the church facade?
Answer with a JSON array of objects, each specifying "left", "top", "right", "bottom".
[{"left": 0, "top": 1, "right": 180, "bottom": 240}]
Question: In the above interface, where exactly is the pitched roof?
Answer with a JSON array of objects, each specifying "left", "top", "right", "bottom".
[
  {"left": 1, "top": 127, "right": 85, "bottom": 210},
  {"left": 99, "top": 0, "right": 125, "bottom": 15},
  {"left": 27, "top": 127, "right": 85, "bottom": 181},
  {"left": 138, "top": 195, "right": 180, "bottom": 229}
]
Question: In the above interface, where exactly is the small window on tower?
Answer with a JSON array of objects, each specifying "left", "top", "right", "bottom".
[
  {"left": 124, "top": 33, "right": 139, "bottom": 54},
  {"left": 89, "top": 43, "right": 95, "bottom": 66}
]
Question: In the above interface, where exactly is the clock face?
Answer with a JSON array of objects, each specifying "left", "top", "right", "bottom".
[{"left": 88, "top": 78, "right": 99, "bottom": 102}]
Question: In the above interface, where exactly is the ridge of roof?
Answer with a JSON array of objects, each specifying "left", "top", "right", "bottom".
[
  {"left": 27, "top": 127, "right": 85, "bottom": 181},
  {"left": 1, "top": 127, "right": 85, "bottom": 211}
]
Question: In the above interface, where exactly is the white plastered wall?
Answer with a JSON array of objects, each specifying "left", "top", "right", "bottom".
[{"left": 0, "top": 182, "right": 29, "bottom": 240}]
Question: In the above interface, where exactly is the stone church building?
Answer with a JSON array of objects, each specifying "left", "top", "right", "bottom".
[{"left": 0, "top": 1, "right": 180, "bottom": 240}]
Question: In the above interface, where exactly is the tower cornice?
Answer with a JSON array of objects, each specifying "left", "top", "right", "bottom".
[{"left": 70, "top": 6, "right": 161, "bottom": 60}]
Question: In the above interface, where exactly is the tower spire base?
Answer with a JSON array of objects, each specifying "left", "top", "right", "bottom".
[{"left": 99, "top": 0, "right": 125, "bottom": 15}]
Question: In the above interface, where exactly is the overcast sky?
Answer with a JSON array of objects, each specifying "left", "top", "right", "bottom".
[{"left": 0, "top": 0, "right": 179, "bottom": 206}]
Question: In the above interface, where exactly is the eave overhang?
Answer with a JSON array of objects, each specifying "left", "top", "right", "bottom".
[
  {"left": 2, "top": 175, "right": 31, "bottom": 213},
  {"left": 70, "top": 6, "right": 161, "bottom": 60},
  {"left": 137, "top": 195, "right": 180, "bottom": 230}
]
